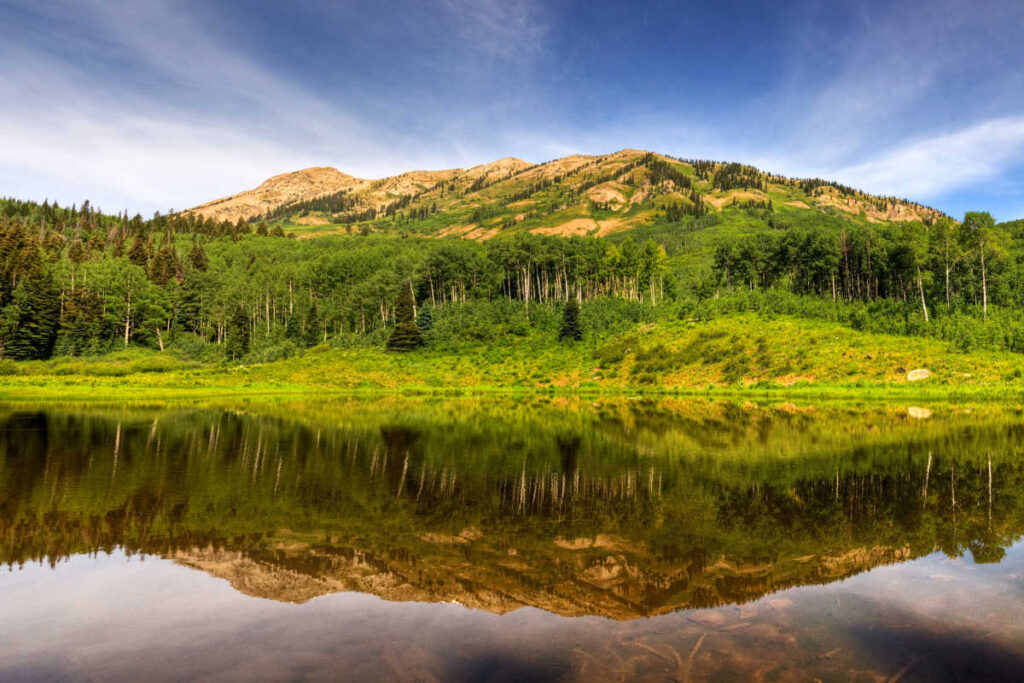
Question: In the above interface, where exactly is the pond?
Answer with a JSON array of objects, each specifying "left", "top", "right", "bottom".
[{"left": 1, "top": 398, "right": 1022, "bottom": 681}]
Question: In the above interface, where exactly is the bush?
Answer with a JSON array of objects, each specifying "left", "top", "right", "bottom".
[
  {"left": 168, "top": 332, "right": 220, "bottom": 362},
  {"left": 245, "top": 340, "right": 299, "bottom": 364},
  {"left": 0, "top": 359, "right": 18, "bottom": 376}
]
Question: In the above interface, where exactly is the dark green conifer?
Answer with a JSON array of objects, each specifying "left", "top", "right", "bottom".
[
  {"left": 188, "top": 240, "right": 208, "bottom": 272},
  {"left": 559, "top": 298, "right": 582, "bottom": 342},
  {"left": 150, "top": 245, "right": 181, "bottom": 285},
  {"left": 386, "top": 282, "right": 423, "bottom": 352},
  {"left": 127, "top": 236, "right": 149, "bottom": 267},
  {"left": 416, "top": 303, "right": 433, "bottom": 333},
  {"left": 225, "top": 306, "right": 250, "bottom": 360},
  {"left": 1, "top": 258, "right": 59, "bottom": 359},
  {"left": 304, "top": 301, "right": 322, "bottom": 347}
]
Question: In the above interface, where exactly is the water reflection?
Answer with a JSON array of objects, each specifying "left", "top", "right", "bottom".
[{"left": 2, "top": 399, "right": 1022, "bottom": 620}]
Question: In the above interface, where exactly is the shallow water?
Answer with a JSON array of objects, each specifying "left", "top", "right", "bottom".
[{"left": 1, "top": 398, "right": 1022, "bottom": 681}]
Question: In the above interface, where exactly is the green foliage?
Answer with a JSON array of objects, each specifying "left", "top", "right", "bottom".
[
  {"left": 559, "top": 299, "right": 583, "bottom": 341},
  {"left": 416, "top": 303, "right": 434, "bottom": 333},
  {"left": 386, "top": 282, "right": 424, "bottom": 352},
  {"left": 225, "top": 305, "right": 250, "bottom": 360}
]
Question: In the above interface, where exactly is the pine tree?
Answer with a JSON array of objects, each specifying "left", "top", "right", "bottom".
[
  {"left": 559, "top": 298, "right": 582, "bottom": 342},
  {"left": 1, "top": 258, "right": 59, "bottom": 359},
  {"left": 127, "top": 236, "right": 150, "bottom": 267},
  {"left": 386, "top": 281, "right": 423, "bottom": 352},
  {"left": 188, "top": 241, "right": 208, "bottom": 272},
  {"left": 150, "top": 245, "right": 181, "bottom": 285},
  {"left": 416, "top": 303, "right": 433, "bottom": 333},
  {"left": 285, "top": 312, "right": 302, "bottom": 341},
  {"left": 225, "top": 305, "right": 250, "bottom": 360},
  {"left": 304, "top": 301, "right": 322, "bottom": 347}
]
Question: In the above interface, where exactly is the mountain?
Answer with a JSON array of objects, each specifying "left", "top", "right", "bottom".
[
  {"left": 186, "top": 149, "right": 946, "bottom": 239},
  {"left": 186, "top": 166, "right": 365, "bottom": 224}
]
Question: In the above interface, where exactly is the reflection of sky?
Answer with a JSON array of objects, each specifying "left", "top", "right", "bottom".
[{"left": 2, "top": 544, "right": 1022, "bottom": 680}]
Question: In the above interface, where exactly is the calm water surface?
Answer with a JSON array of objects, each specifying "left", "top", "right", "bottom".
[{"left": 1, "top": 398, "right": 1022, "bottom": 681}]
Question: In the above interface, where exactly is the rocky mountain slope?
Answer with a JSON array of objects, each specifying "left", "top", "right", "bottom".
[{"left": 187, "top": 150, "right": 946, "bottom": 239}]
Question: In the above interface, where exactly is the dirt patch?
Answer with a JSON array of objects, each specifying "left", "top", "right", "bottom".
[
  {"left": 586, "top": 181, "right": 627, "bottom": 206},
  {"left": 293, "top": 215, "right": 330, "bottom": 226},
  {"left": 464, "top": 226, "right": 500, "bottom": 240},
  {"left": 705, "top": 190, "right": 767, "bottom": 209},
  {"left": 437, "top": 223, "right": 476, "bottom": 238},
  {"left": 785, "top": 200, "right": 809, "bottom": 209},
  {"left": 629, "top": 187, "right": 648, "bottom": 206},
  {"left": 595, "top": 219, "right": 626, "bottom": 236},
  {"left": 531, "top": 218, "right": 598, "bottom": 237}
]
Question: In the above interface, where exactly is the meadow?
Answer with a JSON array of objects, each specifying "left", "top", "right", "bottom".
[{"left": 3, "top": 311, "right": 1022, "bottom": 401}]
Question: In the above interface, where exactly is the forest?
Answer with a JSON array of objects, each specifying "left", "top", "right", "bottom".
[{"left": 2, "top": 194, "right": 1024, "bottom": 365}]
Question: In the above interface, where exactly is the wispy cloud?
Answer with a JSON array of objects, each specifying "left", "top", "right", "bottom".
[
  {"left": 0, "top": 0, "right": 553, "bottom": 214},
  {"left": 439, "top": 0, "right": 549, "bottom": 60},
  {"left": 1, "top": 0, "right": 1022, "bottom": 220},
  {"left": 831, "top": 117, "right": 1024, "bottom": 199}
]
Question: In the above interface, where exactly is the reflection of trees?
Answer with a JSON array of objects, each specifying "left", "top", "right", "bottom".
[{"left": 0, "top": 404, "right": 1023, "bottom": 612}]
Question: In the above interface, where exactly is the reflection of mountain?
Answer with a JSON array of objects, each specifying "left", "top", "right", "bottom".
[
  {"left": 169, "top": 538, "right": 916, "bottom": 619},
  {"left": 1, "top": 401, "right": 1022, "bottom": 618}
]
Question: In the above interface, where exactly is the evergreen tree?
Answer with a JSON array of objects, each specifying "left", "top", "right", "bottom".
[
  {"left": 56, "top": 289, "right": 104, "bottom": 356},
  {"left": 416, "top": 303, "right": 433, "bottom": 333},
  {"left": 188, "top": 241, "right": 208, "bottom": 272},
  {"left": 149, "top": 245, "right": 181, "bottom": 285},
  {"left": 127, "top": 236, "right": 150, "bottom": 267},
  {"left": 285, "top": 312, "right": 302, "bottom": 341},
  {"left": 304, "top": 301, "right": 322, "bottom": 347},
  {"left": 386, "top": 281, "right": 423, "bottom": 352},
  {"left": 0, "top": 259, "right": 60, "bottom": 359},
  {"left": 559, "top": 298, "right": 582, "bottom": 342},
  {"left": 225, "top": 305, "right": 250, "bottom": 360}
]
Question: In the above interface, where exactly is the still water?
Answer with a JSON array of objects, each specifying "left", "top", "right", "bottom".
[{"left": 1, "top": 398, "right": 1022, "bottom": 681}]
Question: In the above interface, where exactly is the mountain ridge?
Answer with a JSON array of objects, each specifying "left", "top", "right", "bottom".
[{"left": 186, "top": 149, "right": 947, "bottom": 239}]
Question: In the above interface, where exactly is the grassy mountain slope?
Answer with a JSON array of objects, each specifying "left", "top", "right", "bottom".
[{"left": 188, "top": 150, "right": 946, "bottom": 241}]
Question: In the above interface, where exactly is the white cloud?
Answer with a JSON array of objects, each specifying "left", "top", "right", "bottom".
[
  {"left": 830, "top": 117, "right": 1024, "bottom": 199},
  {"left": 0, "top": 0, "right": 559, "bottom": 214},
  {"left": 439, "top": 0, "right": 548, "bottom": 60}
]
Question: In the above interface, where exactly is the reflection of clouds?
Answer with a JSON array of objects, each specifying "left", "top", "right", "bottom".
[{"left": 2, "top": 543, "right": 1023, "bottom": 681}]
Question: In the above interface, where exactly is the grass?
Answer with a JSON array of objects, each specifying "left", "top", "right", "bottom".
[{"left": 2, "top": 313, "right": 1024, "bottom": 401}]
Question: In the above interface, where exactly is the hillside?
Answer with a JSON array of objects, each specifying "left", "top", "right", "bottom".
[{"left": 187, "top": 149, "right": 946, "bottom": 239}]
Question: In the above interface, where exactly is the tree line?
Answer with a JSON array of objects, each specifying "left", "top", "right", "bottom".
[
  {"left": 0, "top": 198, "right": 669, "bottom": 360},
  {"left": 712, "top": 212, "right": 1023, "bottom": 324}
]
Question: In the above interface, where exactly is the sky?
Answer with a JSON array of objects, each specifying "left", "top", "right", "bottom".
[{"left": 2, "top": 0, "right": 1024, "bottom": 221}]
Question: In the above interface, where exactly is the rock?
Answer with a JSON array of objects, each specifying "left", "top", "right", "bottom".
[
  {"left": 907, "top": 368, "right": 931, "bottom": 382},
  {"left": 907, "top": 406, "right": 932, "bottom": 420},
  {"left": 689, "top": 610, "right": 728, "bottom": 627}
]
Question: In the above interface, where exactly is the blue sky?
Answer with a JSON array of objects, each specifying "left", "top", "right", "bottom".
[{"left": 2, "top": 0, "right": 1023, "bottom": 220}]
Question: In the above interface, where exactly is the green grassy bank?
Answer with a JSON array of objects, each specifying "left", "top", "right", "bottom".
[{"left": 2, "top": 313, "right": 1023, "bottom": 402}]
